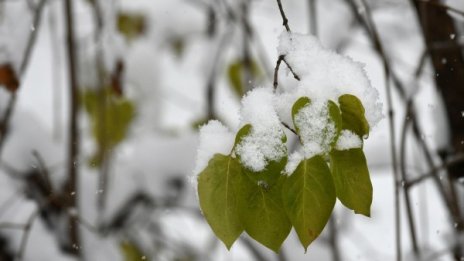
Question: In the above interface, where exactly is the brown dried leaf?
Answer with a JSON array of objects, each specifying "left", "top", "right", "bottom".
[{"left": 0, "top": 64, "right": 19, "bottom": 92}]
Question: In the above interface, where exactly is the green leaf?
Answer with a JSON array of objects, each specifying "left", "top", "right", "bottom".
[
  {"left": 327, "top": 100, "right": 342, "bottom": 148},
  {"left": 338, "top": 94, "right": 369, "bottom": 138},
  {"left": 120, "top": 241, "right": 148, "bottom": 261},
  {"left": 170, "top": 37, "right": 185, "bottom": 57},
  {"left": 237, "top": 175, "right": 291, "bottom": 252},
  {"left": 197, "top": 154, "right": 244, "bottom": 249},
  {"left": 291, "top": 97, "right": 311, "bottom": 134},
  {"left": 282, "top": 156, "right": 336, "bottom": 251},
  {"left": 330, "top": 148, "right": 372, "bottom": 217},
  {"left": 243, "top": 156, "right": 287, "bottom": 188},
  {"left": 227, "top": 60, "right": 262, "bottom": 98},
  {"left": 228, "top": 61, "right": 243, "bottom": 97},
  {"left": 233, "top": 124, "right": 252, "bottom": 152},
  {"left": 82, "top": 88, "right": 135, "bottom": 167},
  {"left": 117, "top": 12, "right": 146, "bottom": 42}
]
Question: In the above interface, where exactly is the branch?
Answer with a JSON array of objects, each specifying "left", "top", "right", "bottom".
[
  {"left": 16, "top": 210, "right": 39, "bottom": 261},
  {"left": 276, "top": 0, "right": 291, "bottom": 31},
  {"left": 415, "top": 0, "right": 464, "bottom": 17},
  {"left": 273, "top": 55, "right": 301, "bottom": 90},
  {"left": 63, "top": 0, "right": 81, "bottom": 256},
  {"left": 406, "top": 154, "right": 464, "bottom": 188},
  {"left": 343, "top": 0, "right": 402, "bottom": 260},
  {"left": 398, "top": 101, "right": 420, "bottom": 258}
]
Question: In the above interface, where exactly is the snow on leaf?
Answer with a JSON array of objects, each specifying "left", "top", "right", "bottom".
[
  {"left": 235, "top": 87, "right": 287, "bottom": 172},
  {"left": 336, "top": 130, "right": 362, "bottom": 150},
  {"left": 194, "top": 120, "right": 235, "bottom": 175},
  {"left": 277, "top": 31, "right": 382, "bottom": 128},
  {"left": 292, "top": 99, "right": 337, "bottom": 158}
]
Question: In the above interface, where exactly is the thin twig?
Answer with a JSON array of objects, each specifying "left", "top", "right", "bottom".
[
  {"left": 308, "top": 0, "right": 318, "bottom": 35},
  {"left": 282, "top": 58, "right": 301, "bottom": 81},
  {"left": 32, "top": 150, "right": 52, "bottom": 194},
  {"left": 16, "top": 210, "right": 39, "bottom": 261},
  {"left": 206, "top": 25, "right": 234, "bottom": 119},
  {"left": 273, "top": 55, "right": 301, "bottom": 90},
  {"left": 329, "top": 215, "right": 341, "bottom": 261},
  {"left": 344, "top": 0, "right": 402, "bottom": 259},
  {"left": 63, "top": 0, "right": 81, "bottom": 255},
  {"left": 276, "top": 0, "right": 291, "bottom": 32},
  {"left": 399, "top": 101, "right": 420, "bottom": 258},
  {"left": 273, "top": 56, "right": 284, "bottom": 90},
  {"left": 241, "top": 1, "right": 252, "bottom": 92},
  {"left": 406, "top": 154, "right": 464, "bottom": 188}
]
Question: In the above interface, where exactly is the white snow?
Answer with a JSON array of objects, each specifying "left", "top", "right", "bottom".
[
  {"left": 0, "top": 1, "right": 32, "bottom": 71},
  {"left": 294, "top": 101, "right": 336, "bottom": 158},
  {"left": 285, "top": 150, "right": 304, "bottom": 175},
  {"left": 193, "top": 120, "right": 235, "bottom": 175},
  {"left": 335, "top": 129, "right": 362, "bottom": 150},
  {"left": 276, "top": 31, "right": 383, "bottom": 129},
  {"left": 235, "top": 87, "right": 286, "bottom": 172}
]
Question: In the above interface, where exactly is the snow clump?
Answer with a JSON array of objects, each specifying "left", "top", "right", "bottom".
[{"left": 235, "top": 87, "right": 286, "bottom": 172}]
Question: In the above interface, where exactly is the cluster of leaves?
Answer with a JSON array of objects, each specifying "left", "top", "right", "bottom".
[
  {"left": 81, "top": 87, "right": 135, "bottom": 167},
  {"left": 197, "top": 94, "right": 372, "bottom": 252}
]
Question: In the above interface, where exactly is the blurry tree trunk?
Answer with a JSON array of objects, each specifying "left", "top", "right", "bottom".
[
  {"left": 412, "top": 0, "right": 464, "bottom": 258},
  {"left": 412, "top": 0, "right": 464, "bottom": 177}
]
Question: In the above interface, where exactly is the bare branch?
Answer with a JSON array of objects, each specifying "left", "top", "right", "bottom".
[
  {"left": 406, "top": 154, "right": 464, "bottom": 188},
  {"left": 415, "top": 0, "right": 464, "bottom": 17},
  {"left": 276, "top": 0, "right": 291, "bottom": 32},
  {"left": 16, "top": 210, "right": 39, "bottom": 261},
  {"left": 63, "top": 0, "right": 81, "bottom": 255}
]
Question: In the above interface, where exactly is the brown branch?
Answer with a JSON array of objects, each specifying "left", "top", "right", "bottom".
[
  {"left": 89, "top": 0, "right": 111, "bottom": 222},
  {"left": 343, "top": 0, "right": 402, "bottom": 259},
  {"left": 273, "top": 55, "right": 301, "bottom": 90},
  {"left": 276, "top": 0, "right": 291, "bottom": 32},
  {"left": 282, "top": 58, "right": 301, "bottom": 81},
  {"left": 398, "top": 101, "right": 420, "bottom": 258},
  {"left": 281, "top": 122, "right": 297, "bottom": 136},
  {"left": 406, "top": 154, "right": 464, "bottom": 188},
  {"left": 415, "top": 0, "right": 464, "bottom": 17},
  {"left": 32, "top": 150, "right": 52, "bottom": 194},
  {"left": 16, "top": 210, "right": 39, "bottom": 261},
  {"left": 63, "top": 0, "right": 81, "bottom": 256}
]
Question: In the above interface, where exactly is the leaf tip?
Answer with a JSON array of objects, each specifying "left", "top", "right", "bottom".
[{"left": 354, "top": 209, "right": 371, "bottom": 217}]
